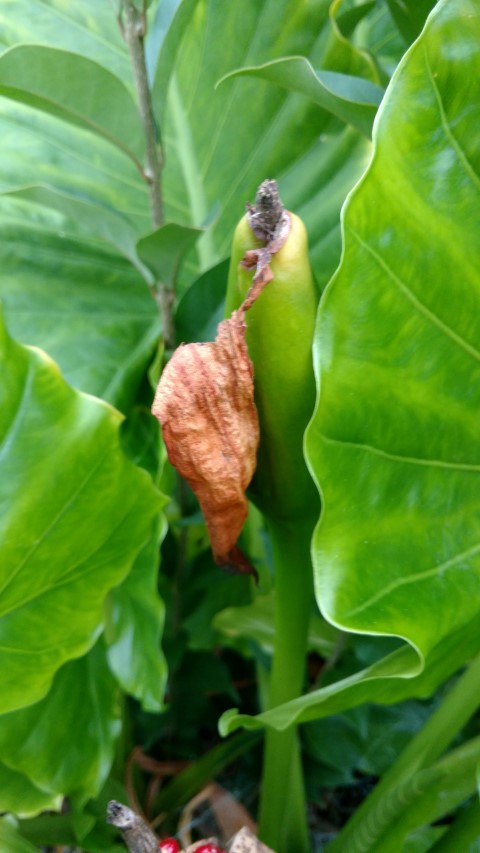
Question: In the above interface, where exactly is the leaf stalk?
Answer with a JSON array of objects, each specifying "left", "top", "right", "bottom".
[{"left": 258, "top": 518, "right": 314, "bottom": 853}]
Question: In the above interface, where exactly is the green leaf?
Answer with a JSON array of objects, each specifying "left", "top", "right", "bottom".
[
  {"left": 306, "top": 0, "right": 480, "bottom": 662},
  {"left": 214, "top": 591, "right": 337, "bottom": 657},
  {"left": 154, "top": 0, "right": 373, "bottom": 286},
  {"left": 386, "top": 0, "right": 437, "bottom": 42},
  {"left": 105, "top": 515, "right": 168, "bottom": 712},
  {"left": 175, "top": 259, "right": 229, "bottom": 343},
  {"left": 365, "top": 737, "right": 480, "bottom": 853},
  {"left": 217, "top": 58, "right": 384, "bottom": 138},
  {"left": 0, "top": 764, "right": 61, "bottom": 818},
  {"left": 0, "top": 46, "right": 144, "bottom": 167},
  {"left": 3, "top": 186, "right": 149, "bottom": 275},
  {"left": 0, "top": 96, "right": 159, "bottom": 410},
  {"left": 0, "top": 641, "right": 120, "bottom": 807},
  {"left": 136, "top": 222, "right": 203, "bottom": 287},
  {"left": 0, "top": 210, "right": 159, "bottom": 409},
  {"left": 0, "top": 818, "right": 41, "bottom": 852},
  {"left": 425, "top": 799, "right": 480, "bottom": 853},
  {"left": 146, "top": 0, "right": 199, "bottom": 90},
  {"left": 0, "top": 313, "right": 162, "bottom": 713},
  {"left": 219, "top": 615, "right": 480, "bottom": 734},
  {"left": 0, "top": 0, "right": 131, "bottom": 82},
  {"left": 0, "top": 99, "right": 149, "bottom": 230}
]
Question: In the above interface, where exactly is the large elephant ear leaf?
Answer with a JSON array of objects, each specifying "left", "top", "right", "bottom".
[
  {"left": 0, "top": 312, "right": 162, "bottom": 714},
  {"left": 306, "top": 0, "right": 480, "bottom": 665}
]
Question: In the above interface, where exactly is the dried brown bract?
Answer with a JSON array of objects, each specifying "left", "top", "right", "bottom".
[{"left": 152, "top": 307, "right": 259, "bottom": 579}]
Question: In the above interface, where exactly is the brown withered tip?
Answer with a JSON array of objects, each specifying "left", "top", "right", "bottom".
[{"left": 218, "top": 545, "right": 259, "bottom": 583}]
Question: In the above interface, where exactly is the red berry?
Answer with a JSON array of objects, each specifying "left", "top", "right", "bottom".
[
  {"left": 159, "top": 839, "right": 180, "bottom": 853},
  {"left": 195, "top": 844, "right": 225, "bottom": 853}
]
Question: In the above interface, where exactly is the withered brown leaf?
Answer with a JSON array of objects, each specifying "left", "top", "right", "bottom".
[{"left": 152, "top": 308, "right": 259, "bottom": 578}]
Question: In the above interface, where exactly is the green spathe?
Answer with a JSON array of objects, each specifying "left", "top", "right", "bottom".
[{"left": 225, "top": 211, "right": 319, "bottom": 522}]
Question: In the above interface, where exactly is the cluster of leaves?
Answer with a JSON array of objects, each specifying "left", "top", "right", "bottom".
[{"left": 0, "top": 0, "right": 479, "bottom": 851}]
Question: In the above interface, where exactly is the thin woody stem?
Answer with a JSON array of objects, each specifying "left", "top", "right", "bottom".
[
  {"left": 121, "top": 1, "right": 163, "bottom": 227},
  {"left": 120, "top": 1, "right": 176, "bottom": 348}
]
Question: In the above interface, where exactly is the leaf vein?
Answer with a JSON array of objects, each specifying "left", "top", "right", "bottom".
[
  {"left": 320, "top": 434, "right": 480, "bottom": 471},
  {"left": 347, "top": 542, "right": 480, "bottom": 618},
  {"left": 350, "top": 228, "right": 480, "bottom": 362},
  {"left": 423, "top": 48, "right": 480, "bottom": 192}
]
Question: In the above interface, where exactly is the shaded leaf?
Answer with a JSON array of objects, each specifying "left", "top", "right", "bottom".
[
  {"left": 0, "top": 210, "right": 159, "bottom": 410},
  {"left": 0, "top": 817, "right": 44, "bottom": 852},
  {"left": 175, "top": 259, "right": 229, "bottom": 343},
  {"left": 136, "top": 222, "right": 203, "bottom": 286},
  {"left": 106, "top": 515, "right": 168, "bottom": 713},
  {"left": 0, "top": 764, "right": 61, "bottom": 818},
  {"left": 156, "top": 731, "right": 262, "bottom": 813},
  {"left": 218, "top": 57, "right": 384, "bottom": 138},
  {"left": 145, "top": 0, "right": 200, "bottom": 90},
  {"left": 0, "top": 45, "right": 144, "bottom": 166},
  {"left": 0, "top": 641, "right": 120, "bottom": 808},
  {"left": 0, "top": 313, "right": 162, "bottom": 713},
  {"left": 386, "top": 0, "right": 437, "bottom": 42},
  {"left": 0, "top": 0, "right": 131, "bottom": 82},
  {"left": 3, "top": 186, "right": 149, "bottom": 275}
]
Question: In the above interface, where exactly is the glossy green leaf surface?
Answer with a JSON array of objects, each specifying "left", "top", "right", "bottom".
[
  {"left": 0, "top": 642, "right": 120, "bottom": 809},
  {"left": 0, "top": 314, "right": 162, "bottom": 713},
  {"left": 218, "top": 58, "right": 384, "bottom": 138},
  {"left": 306, "top": 0, "right": 480, "bottom": 660},
  {"left": 0, "top": 46, "right": 144, "bottom": 166}
]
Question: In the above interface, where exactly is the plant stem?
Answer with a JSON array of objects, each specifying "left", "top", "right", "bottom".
[
  {"left": 258, "top": 517, "right": 314, "bottom": 853},
  {"left": 121, "top": 1, "right": 163, "bottom": 228},
  {"left": 327, "top": 650, "right": 480, "bottom": 852},
  {"left": 120, "top": 1, "right": 176, "bottom": 349}
]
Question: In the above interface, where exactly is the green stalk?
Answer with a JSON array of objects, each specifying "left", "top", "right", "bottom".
[
  {"left": 258, "top": 517, "right": 314, "bottom": 853},
  {"left": 327, "top": 650, "right": 480, "bottom": 852},
  {"left": 428, "top": 798, "right": 480, "bottom": 852}
]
